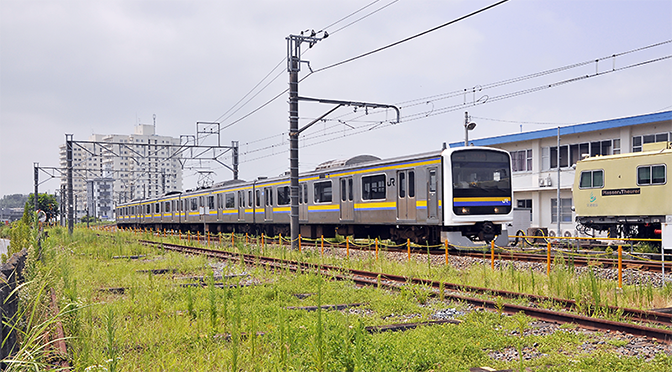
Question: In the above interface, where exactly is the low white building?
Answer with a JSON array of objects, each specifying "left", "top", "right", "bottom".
[{"left": 449, "top": 111, "right": 672, "bottom": 237}]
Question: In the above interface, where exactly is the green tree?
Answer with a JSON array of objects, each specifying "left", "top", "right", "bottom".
[{"left": 25, "top": 193, "right": 58, "bottom": 222}]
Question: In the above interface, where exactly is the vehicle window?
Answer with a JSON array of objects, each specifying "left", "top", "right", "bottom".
[
  {"left": 277, "top": 186, "right": 290, "bottom": 205},
  {"left": 638, "top": 165, "right": 666, "bottom": 185},
  {"left": 362, "top": 175, "right": 386, "bottom": 200},
  {"left": 314, "top": 181, "right": 332, "bottom": 203},
  {"left": 226, "top": 193, "right": 235, "bottom": 208},
  {"left": 579, "top": 170, "right": 603, "bottom": 188}
]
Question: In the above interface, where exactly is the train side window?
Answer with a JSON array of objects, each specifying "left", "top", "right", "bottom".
[
  {"left": 348, "top": 178, "right": 353, "bottom": 201},
  {"left": 208, "top": 196, "right": 215, "bottom": 210},
  {"left": 314, "top": 181, "right": 332, "bottom": 203},
  {"left": 303, "top": 183, "right": 308, "bottom": 204},
  {"left": 164, "top": 201, "right": 170, "bottom": 212},
  {"left": 362, "top": 175, "right": 386, "bottom": 200},
  {"left": 429, "top": 170, "right": 437, "bottom": 193},
  {"left": 225, "top": 193, "right": 235, "bottom": 208},
  {"left": 638, "top": 165, "right": 666, "bottom": 185},
  {"left": 277, "top": 186, "right": 290, "bottom": 205},
  {"left": 248, "top": 191, "right": 253, "bottom": 207},
  {"left": 399, "top": 172, "right": 405, "bottom": 198},
  {"left": 408, "top": 171, "right": 415, "bottom": 198},
  {"left": 256, "top": 190, "right": 261, "bottom": 207},
  {"left": 240, "top": 192, "right": 245, "bottom": 207},
  {"left": 191, "top": 198, "right": 198, "bottom": 211},
  {"left": 579, "top": 170, "right": 604, "bottom": 188}
]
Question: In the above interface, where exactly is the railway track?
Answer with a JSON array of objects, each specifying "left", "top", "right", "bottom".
[
  {"left": 148, "top": 230, "right": 666, "bottom": 273},
  {"left": 138, "top": 238, "right": 672, "bottom": 344}
]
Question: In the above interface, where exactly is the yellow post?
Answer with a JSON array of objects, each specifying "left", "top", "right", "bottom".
[
  {"left": 445, "top": 240, "right": 449, "bottom": 265},
  {"left": 245, "top": 233, "right": 249, "bottom": 245},
  {"left": 299, "top": 234, "right": 302, "bottom": 253},
  {"left": 618, "top": 245, "right": 623, "bottom": 288},
  {"left": 491, "top": 240, "right": 495, "bottom": 271},
  {"left": 262, "top": 233, "right": 265, "bottom": 252},
  {"left": 346, "top": 236, "right": 350, "bottom": 258},
  {"left": 232, "top": 232, "right": 234, "bottom": 247},
  {"left": 207, "top": 231, "right": 210, "bottom": 247},
  {"left": 407, "top": 238, "right": 411, "bottom": 262},
  {"left": 188, "top": 231, "right": 190, "bottom": 243},
  {"left": 375, "top": 238, "right": 379, "bottom": 261},
  {"left": 321, "top": 235, "right": 324, "bottom": 256},
  {"left": 279, "top": 233, "right": 282, "bottom": 246},
  {"left": 546, "top": 241, "right": 551, "bottom": 275}
]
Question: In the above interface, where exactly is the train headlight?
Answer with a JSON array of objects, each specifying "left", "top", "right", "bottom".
[
  {"left": 494, "top": 207, "right": 499, "bottom": 213},
  {"left": 461, "top": 207, "right": 469, "bottom": 214}
]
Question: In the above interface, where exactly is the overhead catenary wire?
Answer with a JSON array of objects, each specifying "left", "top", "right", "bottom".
[
  {"left": 228, "top": 51, "right": 671, "bottom": 165},
  {"left": 310, "top": 0, "right": 510, "bottom": 74},
  {"left": 212, "top": 0, "right": 399, "bottom": 134}
]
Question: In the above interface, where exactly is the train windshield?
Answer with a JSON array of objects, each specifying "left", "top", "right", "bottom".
[{"left": 451, "top": 150, "right": 512, "bottom": 214}]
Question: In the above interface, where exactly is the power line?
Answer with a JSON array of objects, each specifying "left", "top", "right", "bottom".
[
  {"left": 213, "top": 0, "right": 400, "bottom": 133},
  {"left": 311, "top": 0, "right": 510, "bottom": 74}
]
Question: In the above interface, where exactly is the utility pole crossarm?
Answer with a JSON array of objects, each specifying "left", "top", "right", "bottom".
[{"left": 297, "top": 96, "right": 401, "bottom": 124}]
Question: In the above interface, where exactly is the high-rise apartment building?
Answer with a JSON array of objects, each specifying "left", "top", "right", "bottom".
[{"left": 59, "top": 125, "right": 182, "bottom": 220}]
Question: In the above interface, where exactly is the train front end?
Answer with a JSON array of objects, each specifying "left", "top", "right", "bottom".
[{"left": 441, "top": 147, "right": 513, "bottom": 247}]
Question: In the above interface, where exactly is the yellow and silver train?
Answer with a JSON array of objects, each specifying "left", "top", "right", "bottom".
[
  {"left": 116, "top": 147, "right": 513, "bottom": 246},
  {"left": 573, "top": 142, "right": 672, "bottom": 245}
]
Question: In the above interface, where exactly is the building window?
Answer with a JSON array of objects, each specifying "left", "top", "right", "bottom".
[
  {"left": 314, "top": 181, "right": 332, "bottom": 203},
  {"left": 633, "top": 133, "right": 670, "bottom": 152},
  {"left": 362, "top": 174, "right": 386, "bottom": 200},
  {"left": 511, "top": 149, "right": 532, "bottom": 172},
  {"left": 579, "top": 170, "right": 604, "bottom": 189},
  {"left": 517, "top": 199, "right": 532, "bottom": 209},
  {"left": 551, "top": 198, "right": 572, "bottom": 223},
  {"left": 637, "top": 164, "right": 666, "bottom": 185}
]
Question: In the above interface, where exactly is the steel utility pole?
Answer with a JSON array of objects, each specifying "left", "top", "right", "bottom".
[
  {"left": 287, "top": 31, "right": 327, "bottom": 250},
  {"left": 66, "top": 134, "right": 74, "bottom": 235}
]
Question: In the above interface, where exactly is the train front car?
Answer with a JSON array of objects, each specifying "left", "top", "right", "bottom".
[{"left": 442, "top": 147, "right": 513, "bottom": 247}]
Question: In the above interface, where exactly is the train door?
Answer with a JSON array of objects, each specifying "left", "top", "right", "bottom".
[
  {"left": 340, "top": 177, "right": 354, "bottom": 221},
  {"left": 238, "top": 191, "right": 246, "bottom": 222},
  {"left": 427, "top": 168, "right": 438, "bottom": 222},
  {"left": 264, "top": 187, "right": 273, "bottom": 221},
  {"left": 396, "top": 170, "right": 416, "bottom": 220},
  {"left": 299, "top": 183, "right": 308, "bottom": 222}
]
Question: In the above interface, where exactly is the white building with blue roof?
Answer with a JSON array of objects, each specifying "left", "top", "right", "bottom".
[{"left": 449, "top": 111, "right": 672, "bottom": 238}]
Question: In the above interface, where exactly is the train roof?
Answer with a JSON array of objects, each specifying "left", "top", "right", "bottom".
[{"left": 578, "top": 144, "right": 671, "bottom": 164}]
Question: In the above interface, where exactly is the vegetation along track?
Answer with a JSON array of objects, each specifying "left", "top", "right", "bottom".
[{"left": 137, "top": 238, "right": 672, "bottom": 344}]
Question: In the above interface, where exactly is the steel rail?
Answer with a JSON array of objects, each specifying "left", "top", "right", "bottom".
[{"left": 138, "top": 239, "right": 672, "bottom": 343}]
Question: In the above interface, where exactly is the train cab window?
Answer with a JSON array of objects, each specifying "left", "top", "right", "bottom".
[
  {"left": 208, "top": 196, "right": 215, "bottom": 210},
  {"left": 314, "top": 181, "right": 333, "bottom": 203},
  {"left": 638, "top": 165, "right": 666, "bottom": 185},
  {"left": 225, "top": 193, "right": 235, "bottom": 208},
  {"left": 362, "top": 175, "right": 386, "bottom": 200},
  {"left": 579, "top": 170, "right": 604, "bottom": 189},
  {"left": 277, "top": 186, "right": 290, "bottom": 205}
]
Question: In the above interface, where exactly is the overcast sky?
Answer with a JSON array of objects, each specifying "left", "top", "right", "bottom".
[{"left": 1, "top": 0, "right": 671, "bottom": 197}]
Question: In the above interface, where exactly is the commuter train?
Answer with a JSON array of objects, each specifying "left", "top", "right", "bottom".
[
  {"left": 115, "top": 147, "right": 513, "bottom": 247},
  {"left": 573, "top": 142, "right": 671, "bottom": 245}
]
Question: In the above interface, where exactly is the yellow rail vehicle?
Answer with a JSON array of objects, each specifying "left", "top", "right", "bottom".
[{"left": 573, "top": 142, "right": 672, "bottom": 243}]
